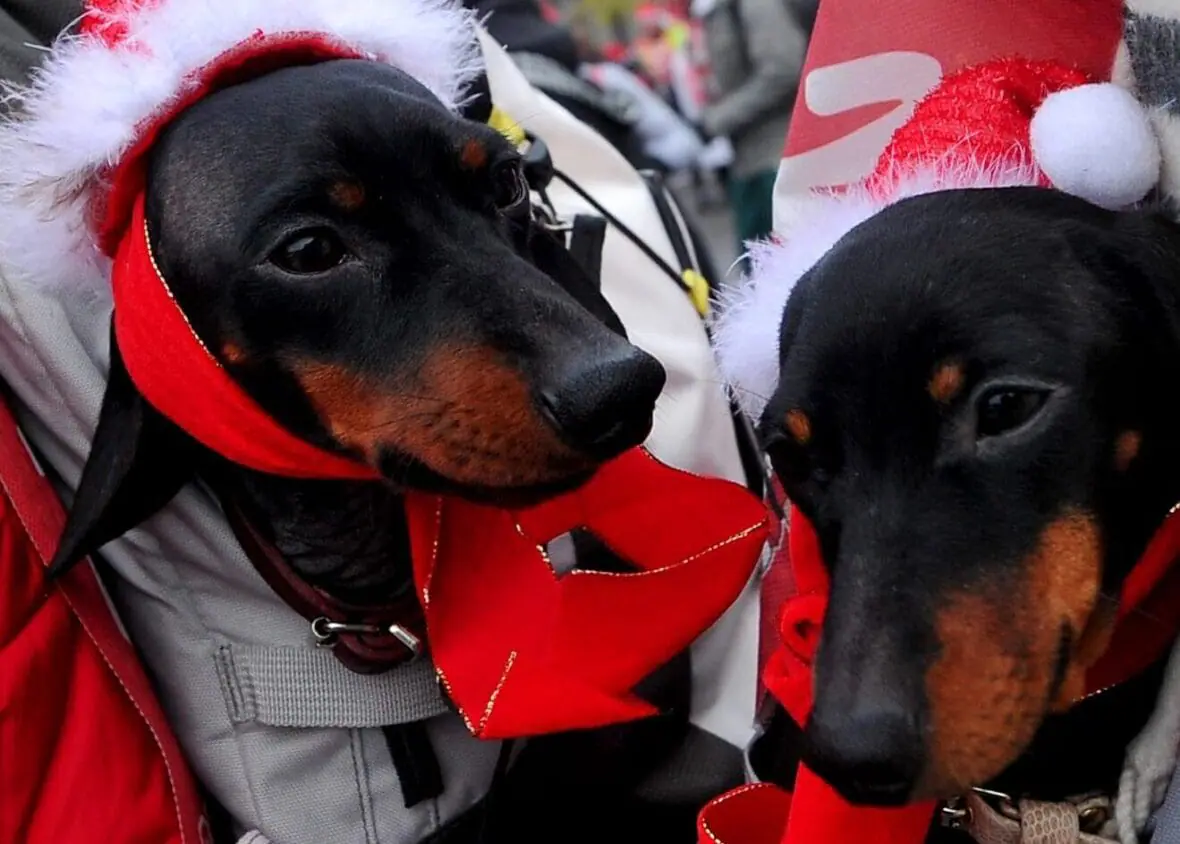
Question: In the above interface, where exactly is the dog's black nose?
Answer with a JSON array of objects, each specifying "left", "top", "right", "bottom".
[
  {"left": 538, "top": 346, "right": 665, "bottom": 459},
  {"left": 802, "top": 708, "right": 924, "bottom": 806}
]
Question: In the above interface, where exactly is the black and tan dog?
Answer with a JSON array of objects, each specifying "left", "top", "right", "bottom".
[
  {"left": 49, "top": 59, "right": 665, "bottom": 590},
  {"left": 37, "top": 57, "right": 700, "bottom": 841},
  {"left": 747, "top": 187, "right": 1180, "bottom": 828}
]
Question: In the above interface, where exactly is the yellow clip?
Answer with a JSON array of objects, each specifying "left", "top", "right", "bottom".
[
  {"left": 683, "top": 268, "right": 711, "bottom": 317},
  {"left": 488, "top": 105, "right": 527, "bottom": 148}
]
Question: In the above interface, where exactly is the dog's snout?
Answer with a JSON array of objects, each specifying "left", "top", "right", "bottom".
[
  {"left": 803, "top": 706, "right": 924, "bottom": 806},
  {"left": 537, "top": 346, "right": 665, "bottom": 459}
]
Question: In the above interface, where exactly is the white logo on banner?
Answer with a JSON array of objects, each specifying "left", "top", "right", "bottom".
[{"left": 774, "top": 51, "right": 943, "bottom": 233}]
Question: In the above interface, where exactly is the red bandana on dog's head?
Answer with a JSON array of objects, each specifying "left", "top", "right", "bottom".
[{"left": 0, "top": 0, "right": 771, "bottom": 737}]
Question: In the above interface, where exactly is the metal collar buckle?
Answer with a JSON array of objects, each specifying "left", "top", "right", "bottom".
[{"left": 310, "top": 616, "right": 423, "bottom": 659}]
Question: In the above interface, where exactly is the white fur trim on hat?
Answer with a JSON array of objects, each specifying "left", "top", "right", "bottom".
[
  {"left": 0, "top": 0, "right": 483, "bottom": 295},
  {"left": 712, "top": 157, "right": 1044, "bottom": 421},
  {"left": 1031, "top": 82, "right": 1161, "bottom": 211}
]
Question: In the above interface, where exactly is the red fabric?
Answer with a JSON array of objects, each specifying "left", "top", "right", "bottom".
[
  {"left": 786, "top": 767, "right": 934, "bottom": 844},
  {"left": 80, "top": 0, "right": 163, "bottom": 46},
  {"left": 699, "top": 784, "right": 792, "bottom": 844},
  {"left": 1088, "top": 509, "right": 1180, "bottom": 692},
  {"left": 113, "top": 195, "right": 378, "bottom": 480},
  {"left": 757, "top": 508, "right": 794, "bottom": 702},
  {"left": 865, "top": 59, "right": 1089, "bottom": 197},
  {"left": 700, "top": 777, "right": 933, "bottom": 844},
  {"left": 406, "top": 448, "right": 770, "bottom": 738},
  {"left": 0, "top": 395, "right": 205, "bottom": 843}
]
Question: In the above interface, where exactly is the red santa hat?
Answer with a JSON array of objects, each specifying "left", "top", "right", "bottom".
[
  {"left": 0, "top": 0, "right": 483, "bottom": 477},
  {"left": 713, "top": 58, "right": 1163, "bottom": 421}
]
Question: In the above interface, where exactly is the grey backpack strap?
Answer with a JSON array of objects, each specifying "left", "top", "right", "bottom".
[
  {"left": 214, "top": 644, "right": 447, "bottom": 727},
  {"left": 216, "top": 644, "right": 453, "bottom": 811}
]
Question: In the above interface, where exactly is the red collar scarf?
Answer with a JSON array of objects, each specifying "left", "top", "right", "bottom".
[
  {"left": 109, "top": 136, "right": 770, "bottom": 740},
  {"left": 697, "top": 501, "right": 1180, "bottom": 844}
]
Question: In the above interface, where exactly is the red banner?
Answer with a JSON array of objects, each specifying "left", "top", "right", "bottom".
[{"left": 776, "top": 0, "right": 1124, "bottom": 209}]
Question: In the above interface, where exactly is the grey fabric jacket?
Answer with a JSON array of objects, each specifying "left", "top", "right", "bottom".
[
  {"left": 0, "top": 0, "right": 77, "bottom": 95},
  {"left": 697, "top": 0, "right": 807, "bottom": 177}
]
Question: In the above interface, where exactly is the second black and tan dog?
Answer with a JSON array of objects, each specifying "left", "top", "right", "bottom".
[{"left": 753, "top": 187, "right": 1180, "bottom": 827}]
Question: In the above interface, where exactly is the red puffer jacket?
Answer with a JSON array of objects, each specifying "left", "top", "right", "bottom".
[{"left": 0, "top": 394, "right": 206, "bottom": 844}]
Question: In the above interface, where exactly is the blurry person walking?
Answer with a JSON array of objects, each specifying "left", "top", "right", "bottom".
[{"left": 692, "top": 0, "right": 807, "bottom": 258}]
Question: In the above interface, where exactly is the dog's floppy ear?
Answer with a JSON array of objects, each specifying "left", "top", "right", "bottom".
[{"left": 48, "top": 321, "right": 198, "bottom": 578}]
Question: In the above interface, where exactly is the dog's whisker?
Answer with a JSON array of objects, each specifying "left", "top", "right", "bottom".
[
  {"left": 701, "top": 378, "right": 771, "bottom": 410},
  {"left": 388, "top": 391, "right": 449, "bottom": 405},
  {"left": 1097, "top": 589, "right": 1172, "bottom": 627},
  {"left": 352, "top": 409, "right": 451, "bottom": 438}
]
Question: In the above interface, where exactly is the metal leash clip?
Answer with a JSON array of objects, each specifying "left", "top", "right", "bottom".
[
  {"left": 941, "top": 787, "right": 1114, "bottom": 840},
  {"left": 940, "top": 787, "right": 1016, "bottom": 830},
  {"left": 310, "top": 616, "right": 423, "bottom": 658},
  {"left": 531, "top": 200, "right": 574, "bottom": 234}
]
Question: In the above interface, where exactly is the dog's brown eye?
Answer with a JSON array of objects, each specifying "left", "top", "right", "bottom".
[
  {"left": 976, "top": 388, "right": 1049, "bottom": 439},
  {"left": 270, "top": 229, "right": 347, "bottom": 274},
  {"left": 491, "top": 161, "right": 528, "bottom": 212}
]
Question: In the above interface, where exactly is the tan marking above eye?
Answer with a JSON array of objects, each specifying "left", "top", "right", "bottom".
[
  {"left": 785, "top": 409, "right": 812, "bottom": 445},
  {"left": 928, "top": 360, "right": 965, "bottom": 404},
  {"left": 459, "top": 138, "right": 489, "bottom": 171},
  {"left": 1114, "top": 430, "right": 1142, "bottom": 472},
  {"left": 328, "top": 180, "right": 366, "bottom": 211},
  {"left": 220, "top": 341, "right": 248, "bottom": 365}
]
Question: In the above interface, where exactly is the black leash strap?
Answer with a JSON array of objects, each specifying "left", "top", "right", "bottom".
[
  {"left": 551, "top": 168, "right": 696, "bottom": 301},
  {"left": 382, "top": 721, "right": 445, "bottom": 809},
  {"left": 568, "top": 214, "right": 607, "bottom": 290}
]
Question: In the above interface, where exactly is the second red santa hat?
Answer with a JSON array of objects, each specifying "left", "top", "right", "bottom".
[{"left": 714, "top": 57, "right": 1162, "bottom": 421}]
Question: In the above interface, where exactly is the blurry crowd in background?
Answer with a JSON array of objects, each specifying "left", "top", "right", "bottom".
[{"left": 464, "top": 0, "right": 816, "bottom": 271}]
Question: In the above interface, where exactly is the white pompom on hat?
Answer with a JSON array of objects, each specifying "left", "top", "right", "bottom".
[
  {"left": 1032, "top": 82, "right": 1160, "bottom": 211},
  {"left": 713, "top": 58, "right": 1162, "bottom": 421}
]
